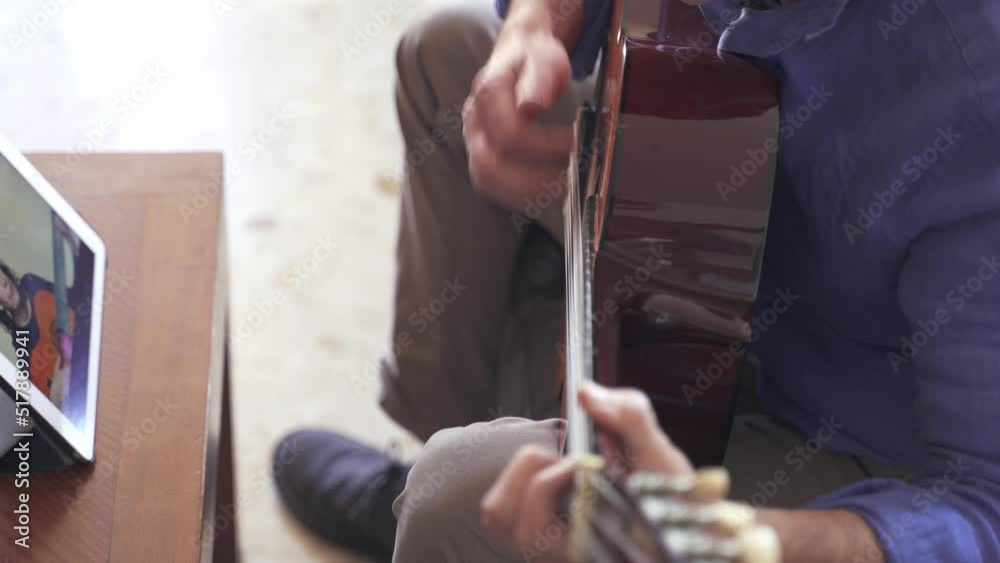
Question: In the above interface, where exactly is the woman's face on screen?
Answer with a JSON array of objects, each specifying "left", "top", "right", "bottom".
[{"left": 0, "top": 270, "right": 20, "bottom": 310}]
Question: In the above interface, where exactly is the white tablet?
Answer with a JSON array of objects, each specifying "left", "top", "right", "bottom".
[{"left": 0, "top": 134, "right": 106, "bottom": 462}]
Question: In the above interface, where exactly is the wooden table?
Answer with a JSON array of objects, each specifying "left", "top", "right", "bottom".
[{"left": 0, "top": 154, "right": 239, "bottom": 563}]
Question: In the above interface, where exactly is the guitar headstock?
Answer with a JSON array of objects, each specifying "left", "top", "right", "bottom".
[{"left": 569, "top": 458, "right": 780, "bottom": 563}]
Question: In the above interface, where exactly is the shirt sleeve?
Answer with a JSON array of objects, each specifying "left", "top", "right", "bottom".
[
  {"left": 807, "top": 214, "right": 1000, "bottom": 562},
  {"left": 494, "top": 0, "right": 611, "bottom": 79}
]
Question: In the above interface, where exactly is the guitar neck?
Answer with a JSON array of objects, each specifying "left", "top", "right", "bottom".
[
  {"left": 51, "top": 213, "right": 70, "bottom": 334},
  {"left": 564, "top": 107, "right": 598, "bottom": 459}
]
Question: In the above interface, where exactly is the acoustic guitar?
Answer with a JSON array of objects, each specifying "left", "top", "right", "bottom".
[
  {"left": 563, "top": 0, "right": 778, "bottom": 468},
  {"left": 561, "top": 457, "right": 780, "bottom": 562},
  {"left": 558, "top": 1, "right": 781, "bottom": 559}
]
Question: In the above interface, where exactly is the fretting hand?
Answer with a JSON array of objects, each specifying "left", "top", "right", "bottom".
[{"left": 480, "top": 382, "right": 695, "bottom": 561}]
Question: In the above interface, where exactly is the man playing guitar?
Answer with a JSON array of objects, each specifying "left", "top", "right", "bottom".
[{"left": 272, "top": 0, "right": 1000, "bottom": 561}]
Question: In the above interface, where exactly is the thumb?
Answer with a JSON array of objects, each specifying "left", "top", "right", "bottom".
[{"left": 515, "top": 42, "right": 571, "bottom": 118}]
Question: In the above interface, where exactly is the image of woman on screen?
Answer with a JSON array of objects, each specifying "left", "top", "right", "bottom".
[{"left": 0, "top": 258, "right": 76, "bottom": 408}]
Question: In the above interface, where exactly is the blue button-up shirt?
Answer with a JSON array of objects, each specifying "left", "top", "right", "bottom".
[{"left": 497, "top": 0, "right": 1000, "bottom": 560}]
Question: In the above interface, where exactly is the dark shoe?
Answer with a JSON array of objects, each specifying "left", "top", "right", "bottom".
[{"left": 273, "top": 430, "right": 409, "bottom": 560}]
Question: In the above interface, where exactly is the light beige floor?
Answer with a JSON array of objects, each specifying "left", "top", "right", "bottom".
[{"left": 0, "top": 0, "right": 472, "bottom": 560}]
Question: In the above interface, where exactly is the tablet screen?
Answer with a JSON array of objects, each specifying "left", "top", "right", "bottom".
[{"left": 0, "top": 149, "right": 104, "bottom": 460}]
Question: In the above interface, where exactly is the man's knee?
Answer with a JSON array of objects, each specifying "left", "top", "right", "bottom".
[
  {"left": 396, "top": 2, "right": 499, "bottom": 69},
  {"left": 395, "top": 2, "right": 500, "bottom": 104},
  {"left": 395, "top": 424, "right": 499, "bottom": 525},
  {"left": 393, "top": 418, "right": 564, "bottom": 557}
]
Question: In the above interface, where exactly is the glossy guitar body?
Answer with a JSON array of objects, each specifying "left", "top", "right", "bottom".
[{"left": 571, "top": 0, "right": 779, "bottom": 467}]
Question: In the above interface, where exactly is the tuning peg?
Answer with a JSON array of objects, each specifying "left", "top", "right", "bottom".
[
  {"left": 738, "top": 526, "right": 781, "bottom": 563},
  {"left": 663, "top": 528, "right": 717, "bottom": 558},
  {"left": 640, "top": 496, "right": 690, "bottom": 525},
  {"left": 691, "top": 468, "right": 731, "bottom": 502},
  {"left": 628, "top": 468, "right": 732, "bottom": 502},
  {"left": 627, "top": 472, "right": 696, "bottom": 495},
  {"left": 710, "top": 501, "right": 756, "bottom": 532},
  {"left": 575, "top": 454, "right": 606, "bottom": 473}
]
